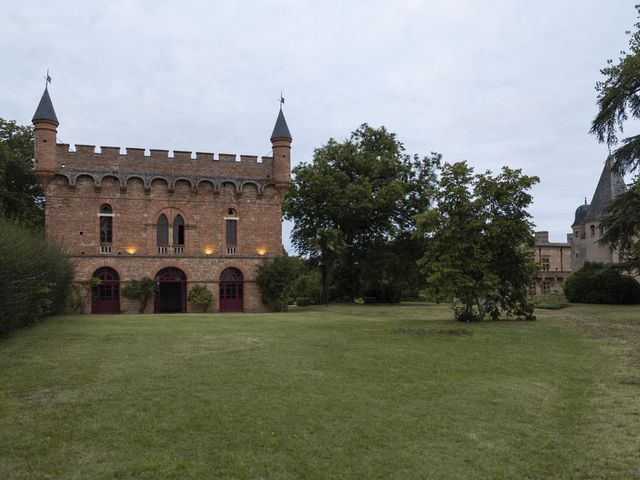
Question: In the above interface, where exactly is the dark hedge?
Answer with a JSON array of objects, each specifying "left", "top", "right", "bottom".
[
  {"left": 564, "top": 262, "right": 640, "bottom": 304},
  {"left": 0, "top": 217, "right": 74, "bottom": 334}
]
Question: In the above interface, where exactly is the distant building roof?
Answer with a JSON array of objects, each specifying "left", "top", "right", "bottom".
[
  {"left": 572, "top": 203, "right": 590, "bottom": 227},
  {"left": 270, "top": 108, "right": 291, "bottom": 141},
  {"left": 32, "top": 87, "right": 59, "bottom": 125},
  {"left": 572, "top": 158, "right": 626, "bottom": 226},
  {"left": 583, "top": 157, "right": 626, "bottom": 222}
]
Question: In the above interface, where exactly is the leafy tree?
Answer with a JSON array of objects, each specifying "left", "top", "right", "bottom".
[
  {"left": 122, "top": 277, "right": 158, "bottom": 313},
  {"left": 0, "top": 118, "right": 43, "bottom": 229},
  {"left": 256, "top": 255, "right": 304, "bottom": 311},
  {"left": 187, "top": 284, "right": 215, "bottom": 312},
  {"left": 565, "top": 262, "right": 640, "bottom": 304},
  {"left": 590, "top": 6, "right": 640, "bottom": 270},
  {"left": 283, "top": 124, "right": 439, "bottom": 300},
  {"left": 415, "top": 162, "right": 539, "bottom": 322}
]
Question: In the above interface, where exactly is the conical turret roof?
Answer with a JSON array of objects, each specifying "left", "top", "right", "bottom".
[
  {"left": 32, "top": 87, "right": 58, "bottom": 125},
  {"left": 270, "top": 108, "right": 291, "bottom": 141},
  {"left": 583, "top": 157, "right": 627, "bottom": 222}
]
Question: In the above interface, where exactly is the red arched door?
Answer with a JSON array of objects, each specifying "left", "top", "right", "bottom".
[
  {"left": 92, "top": 267, "right": 120, "bottom": 314},
  {"left": 219, "top": 267, "right": 244, "bottom": 312},
  {"left": 155, "top": 267, "right": 187, "bottom": 313}
]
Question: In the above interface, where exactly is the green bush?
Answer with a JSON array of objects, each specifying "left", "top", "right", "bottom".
[
  {"left": 256, "top": 255, "right": 304, "bottom": 311},
  {"left": 295, "top": 297, "right": 315, "bottom": 307},
  {"left": 188, "top": 284, "right": 215, "bottom": 312},
  {"left": 291, "top": 271, "right": 322, "bottom": 304},
  {"left": 122, "top": 277, "right": 158, "bottom": 313},
  {"left": 532, "top": 293, "right": 568, "bottom": 310},
  {"left": 0, "top": 217, "right": 74, "bottom": 334},
  {"left": 565, "top": 262, "right": 640, "bottom": 304}
]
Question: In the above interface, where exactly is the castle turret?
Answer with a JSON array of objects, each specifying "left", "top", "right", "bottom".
[
  {"left": 32, "top": 86, "right": 59, "bottom": 187},
  {"left": 270, "top": 107, "right": 292, "bottom": 188}
]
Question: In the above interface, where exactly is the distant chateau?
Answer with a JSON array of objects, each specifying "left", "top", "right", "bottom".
[
  {"left": 569, "top": 157, "right": 626, "bottom": 270},
  {"left": 530, "top": 158, "right": 626, "bottom": 295},
  {"left": 32, "top": 86, "right": 292, "bottom": 313}
]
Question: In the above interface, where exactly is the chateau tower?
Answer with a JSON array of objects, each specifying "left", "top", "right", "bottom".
[
  {"left": 569, "top": 157, "right": 627, "bottom": 270},
  {"left": 32, "top": 86, "right": 59, "bottom": 187},
  {"left": 270, "top": 107, "right": 292, "bottom": 190}
]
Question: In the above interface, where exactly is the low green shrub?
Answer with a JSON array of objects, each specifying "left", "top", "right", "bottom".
[
  {"left": 256, "top": 255, "right": 304, "bottom": 311},
  {"left": 565, "top": 262, "right": 640, "bottom": 304},
  {"left": 0, "top": 217, "right": 74, "bottom": 334},
  {"left": 122, "top": 277, "right": 157, "bottom": 313},
  {"left": 188, "top": 284, "right": 215, "bottom": 312},
  {"left": 532, "top": 293, "right": 568, "bottom": 310},
  {"left": 295, "top": 297, "right": 315, "bottom": 307}
]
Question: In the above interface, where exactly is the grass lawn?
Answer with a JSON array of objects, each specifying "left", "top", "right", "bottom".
[{"left": 0, "top": 304, "right": 639, "bottom": 479}]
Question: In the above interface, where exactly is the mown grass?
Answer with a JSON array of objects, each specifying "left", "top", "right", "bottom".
[{"left": 0, "top": 304, "right": 638, "bottom": 479}]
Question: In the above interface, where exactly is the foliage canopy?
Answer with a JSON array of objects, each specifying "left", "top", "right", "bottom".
[
  {"left": 283, "top": 124, "right": 439, "bottom": 301},
  {"left": 416, "top": 162, "right": 539, "bottom": 321},
  {"left": 0, "top": 118, "right": 43, "bottom": 229}
]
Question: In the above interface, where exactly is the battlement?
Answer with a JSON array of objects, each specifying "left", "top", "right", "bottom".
[
  {"left": 56, "top": 143, "right": 271, "bottom": 164},
  {"left": 54, "top": 143, "right": 275, "bottom": 181}
]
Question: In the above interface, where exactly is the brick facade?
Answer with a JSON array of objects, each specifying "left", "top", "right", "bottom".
[{"left": 32, "top": 87, "right": 292, "bottom": 313}]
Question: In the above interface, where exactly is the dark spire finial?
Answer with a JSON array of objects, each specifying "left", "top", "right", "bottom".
[
  {"left": 270, "top": 99, "right": 291, "bottom": 142},
  {"left": 32, "top": 81, "right": 59, "bottom": 125},
  {"left": 43, "top": 68, "right": 52, "bottom": 88}
]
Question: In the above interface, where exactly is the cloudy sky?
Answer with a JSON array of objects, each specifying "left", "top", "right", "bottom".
[{"left": 1, "top": 1, "right": 635, "bottom": 249}]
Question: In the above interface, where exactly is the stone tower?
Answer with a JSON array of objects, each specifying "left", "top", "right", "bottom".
[
  {"left": 32, "top": 86, "right": 59, "bottom": 188},
  {"left": 569, "top": 157, "right": 627, "bottom": 270},
  {"left": 270, "top": 107, "right": 292, "bottom": 191}
]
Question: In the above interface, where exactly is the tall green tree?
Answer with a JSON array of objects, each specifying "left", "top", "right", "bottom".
[
  {"left": 0, "top": 118, "right": 43, "bottom": 229},
  {"left": 416, "top": 162, "right": 538, "bottom": 322},
  {"left": 283, "top": 124, "right": 439, "bottom": 300}
]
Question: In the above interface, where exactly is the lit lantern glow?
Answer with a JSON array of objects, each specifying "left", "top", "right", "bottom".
[
  {"left": 203, "top": 247, "right": 214, "bottom": 255},
  {"left": 256, "top": 247, "right": 266, "bottom": 256},
  {"left": 126, "top": 246, "right": 137, "bottom": 255}
]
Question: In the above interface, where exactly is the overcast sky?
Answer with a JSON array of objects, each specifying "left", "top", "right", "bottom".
[{"left": 1, "top": 1, "right": 635, "bottom": 249}]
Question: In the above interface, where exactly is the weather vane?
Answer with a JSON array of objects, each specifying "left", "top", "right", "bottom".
[
  {"left": 278, "top": 92, "right": 285, "bottom": 108},
  {"left": 43, "top": 69, "right": 52, "bottom": 88}
]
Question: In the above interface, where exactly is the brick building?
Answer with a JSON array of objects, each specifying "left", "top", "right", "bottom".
[
  {"left": 530, "top": 231, "right": 572, "bottom": 295},
  {"left": 32, "top": 87, "right": 292, "bottom": 313}
]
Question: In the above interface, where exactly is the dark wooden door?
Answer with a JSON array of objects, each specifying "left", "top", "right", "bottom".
[
  {"left": 92, "top": 267, "right": 120, "bottom": 314},
  {"left": 219, "top": 267, "right": 243, "bottom": 312},
  {"left": 155, "top": 267, "right": 187, "bottom": 313}
]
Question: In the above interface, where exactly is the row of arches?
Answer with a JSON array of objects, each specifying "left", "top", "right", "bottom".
[
  {"left": 60, "top": 171, "right": 274, "bottom": 195},
  {"left": 92, "top": 267, "right": 244, "bottom": 314}
]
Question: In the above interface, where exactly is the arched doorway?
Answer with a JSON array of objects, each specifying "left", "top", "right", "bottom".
[
  {"left": 155, "top": 267, "right": 187, "bottom": 313},
  {"left": 91, "top": 267, "right": 120, "bottom": 314},
  {"left": 219, "top": 267, "right": 244, "bottom": 312}
]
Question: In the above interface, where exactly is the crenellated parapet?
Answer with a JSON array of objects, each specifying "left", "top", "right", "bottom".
[
  {"left": 54, "top": 143, "right": 275, "bottom": 182},
  {"left": 57, "top": 168, "right": 276, "bottom": 195}
]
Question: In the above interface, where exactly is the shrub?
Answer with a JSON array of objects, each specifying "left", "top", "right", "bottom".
[
  {"left": 291, "top": 271, "right": 322, "bottom": 304},
  {"left": 256, "top": 255, "right": 304, "bottom": 311},
  {"left": 122, "top": 277, "right": 158, "bottom": 313},
  {"left": 188, "top": 284, "right": 215, "bottom": 312},
  {"left": 0, "top": 217, "right": 74, "bottom": 334},
  {"left": 295, "top": 297, "right": 314, "bottom": 307},
  {"left": 565, "top": 262, "right": 640, "bottom": 304},
  {"left": 532, "top": 293, "right": 568, "bottom": 310}
]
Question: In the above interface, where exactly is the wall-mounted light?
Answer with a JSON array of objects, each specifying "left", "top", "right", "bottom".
[
  {"left": 126, "top": 246, "right": 137, "bottom": 255},
  {"left": 203, "top": 247, "right": 214, "bottom": 255},
  {"left": 256, "top": 247, "right": 266, "bottom": 256}
]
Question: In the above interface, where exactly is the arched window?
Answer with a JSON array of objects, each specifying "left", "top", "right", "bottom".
[
  {"left": 173, "top": 215, "right": 185, "bottom": 246},
  {"left": 99, "top": 204, "right": 113, "bottom": 253},
  {"left": 590, "top": 225, "right": 596, "bottom": 237},
  {"left": 225, "top": 208, "right": 238, "bottom": 255},
  {"left": 157, "top": 214, "right": 169, "bottom": 254}
]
